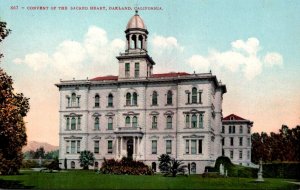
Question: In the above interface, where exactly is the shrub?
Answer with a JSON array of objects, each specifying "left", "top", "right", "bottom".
[
  {"left": 100, "top": 157, "right": 153, "bottom": 175},
  {"left": 21, "top": 160, "right": 39, "bottom": 169},
  {"left": 263, "top": 162, "right": 300, "bottom": 179}
]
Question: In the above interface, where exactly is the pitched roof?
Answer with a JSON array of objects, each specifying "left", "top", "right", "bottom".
[
  {"left": 150, "top": 72, "right": 190, "bottom": 78},
  {"left": 90, "top": 75, "right": 118, "bottom": 81},
  {"left": 222, "top": 114, "right": 247, "bottom": 121}
]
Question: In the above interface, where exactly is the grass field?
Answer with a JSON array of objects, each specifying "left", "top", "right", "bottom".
[{"left": 0, "top": 170, "right": 298, "bottom": 189}]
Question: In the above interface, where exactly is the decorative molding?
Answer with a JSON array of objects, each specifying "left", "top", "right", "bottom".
[
  {"left": 149, "top": 111, "right": 159, "bottom": 116},
  {"left": 163, "top": 135, "right": 174, "bottom": 139},
  {"left": 105, "top": 112, "right": 115, "bottom": 117},
  {"left": 92, "top": 135, "right": 102, "bottom": 140},
  {"left": 182, "top": 134, "right": 205, "bottom": 139},
  {"left": 92, "top": 112, "right": 101, "bottom": 117},
  {"left": 164, "top": 110, "right": 174, "bottom": 116},
  {"left": 149, "top": 135, "right": 159, "bottom": 139},
  {"left": 64, "top": 135, "right": 83, "bottom": 140},
  {"left": 105, "top": 135, "right": 115, "bottom": 139}
]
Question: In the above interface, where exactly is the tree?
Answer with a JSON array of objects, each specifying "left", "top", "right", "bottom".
[
  {"left": 79, "top": 150, "right": 95, "bottom": 170},
  {"left": 158, "top": 154, "right": 187, "bottom": 177},
  {"left": 34, "top": 147, "right": 45, "bottom": 159},
  {"left": 0, "top": 21, "right": 30, "bottom": 175}
]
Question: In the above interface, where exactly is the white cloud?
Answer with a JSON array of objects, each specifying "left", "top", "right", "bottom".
[
  {"left": 14, "top": 26, "right": 125, "bottom": 78},
  {"left": 187, "top": 38, "right": 283, "bottom": 80},
  {"left": 152, "top": 35, "right": 184, "bottom": 53},
  {"left": 263, "top": 52, "right": 283, "bottom": 67}
]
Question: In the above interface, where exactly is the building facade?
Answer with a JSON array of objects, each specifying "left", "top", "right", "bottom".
[
  {"left": 221, "top": 114, "right": 253, "bottom": 166},
  {"left": 56, "top": 12, "right": 252, "bottom": 173}
]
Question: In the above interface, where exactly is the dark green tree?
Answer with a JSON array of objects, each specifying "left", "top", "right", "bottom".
[
  {"left": 34, "top": 147, "right": 45, "bottom": 159},
  {"left": 79, "top": 150, "right": 95, "bottom": 170},
  {"left": 158, "top": 154, "right": 171, "bottom": 175},
  {"left": 0, "top": 21, "right": 30, "bottom": 175},
  {"left": 158, "top": 154, "right": 187, "bottom": 177}
]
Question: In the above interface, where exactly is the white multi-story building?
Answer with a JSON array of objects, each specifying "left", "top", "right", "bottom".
[
  {"left": 54, "top": 12, "right": 251, "bottom": 174},
  {"left": 221, "top": 114, "right": 253, "bottom": 166}
]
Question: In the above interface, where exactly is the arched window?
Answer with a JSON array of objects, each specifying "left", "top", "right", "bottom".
[
  {"left": 185, "top": 114, "right": 190, "bottom": 128},
  {"left": 191, "top": 114, "right": 197, "bottom": 128},
  {"left": 152, "top": 162, "right": 157, "bottom": 172},
  {"left": 66, "top": 117, "right": 70, "bottom": 130},
  {"left": 125, "top": 116, "right": 131, "bottom": 126},
  {"left": 152, "top": 116, "right": 157, "bottom": 129},
  {"left": 71, "top": 117, "right": 76, "bottom": 130},
  {"left": 132, "top": 116, "right": 138, "bottom": 128},
  {"left": 94, "top": 161, "right": 99, "bottom": 169},
  {"left": 167, "top": 90, "right": 172, "bottom": 105},
  {"left": 108, "top": 93, "right": 113, "bottom": 107},
  {"left": 138, "top": 35, "right": 143, "bottom": 49},
  {"left": 71, "top": 161, "right": 75, "bottom": 169},
  {"left": 132, "top": 35, "right": 137, "bottom": 49},
  {"left": 126, "top": 93, "right": 131, "bottom": 106},
  {"left": 192, "top": 87, "right": 197, "bottom": 103},
  {"left": 95, "top": 94, "right": 100, "bottom": 107},
  {"left": 191, "top": 162, "right": 196, "bottom": 174},
  {"left": 94, "top": 117, "right": 99, "bottom": 130},
  {"left": 108, "top": 117, "right": 113, "bottom": 130},
  {"left": 166, "top": 116, "right": 172, "bottom": 129},
  {"left": 152, "top": 91, "right": 158, "bottom": 105},
  {"left": 132, "top": 92, "right": 138, "bottom": 105},
  {"left": 71, "top": 93, "right": 76, "bottom": 107}
]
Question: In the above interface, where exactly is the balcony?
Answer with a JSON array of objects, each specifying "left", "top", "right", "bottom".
[{"left": 114, "top": 127, "right": 144, "bottom": 137}]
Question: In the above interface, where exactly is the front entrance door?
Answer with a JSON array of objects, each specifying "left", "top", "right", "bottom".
[{"left": 127, "top": 139, "right": 133, "bottom": 159}]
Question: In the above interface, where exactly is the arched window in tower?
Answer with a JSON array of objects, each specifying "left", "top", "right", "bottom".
[
  {"left": 152, "top": 91, "right": 158, "bottom": 105},
  {"left": 167, "top": 90, "right": 173, "bottom": 105},
  {"left": 71, "top": 117, "right": 76, "bottom": 130},
  {"left": 108, "top": 93, "right": 113, "bottom": 107},
  {"left": 131, "top": 35, "right": 137, "bottom": 49},
  {"left": 94, "top": 117, "right": 100, "bottom": 130},
  {"left": 95, "top": 94, "right": 100, "bottom": 107},
  {"left": 126, "top": 93, "right": 131, "bottom": 106},
  {"left": 132, "top": 92, "right": 138, "bottom": 105},
  {"left": 191, "top": 114, "right": 197, "bottom": 128},
  {"left": 166, "top": 116, "right": 172, "bottom": 129},
  {"left": 125, "top": 116, "right": 131, "bottom": 127},
  {"left": 192, "top": 87, "right": 197, "bottom": 103},
  {"left": 132, "top": 116, "right": 138, "bottom": 128},
  {"left": 138, "top": 35, "right": 143, "bottom": 49},
  {"left": 108, "top": 117, "right": 113, "bottom": 130},
  {"left": 71, "top": 93, "right": 76, "bottom": 107}
]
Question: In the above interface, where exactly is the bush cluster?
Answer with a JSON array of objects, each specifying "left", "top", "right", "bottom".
[
  {"left": 263, "top": 162, "right": 300, "bottom": 179},
  {"left": 100, "top": 157, "right": 153, "bottom": 175}
]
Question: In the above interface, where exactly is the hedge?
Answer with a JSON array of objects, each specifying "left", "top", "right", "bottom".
[{"left": 263, "top": 163, "right": 300, "bottom": 179}]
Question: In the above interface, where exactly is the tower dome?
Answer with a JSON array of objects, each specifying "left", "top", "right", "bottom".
[{"left": 126, "top": 10, "right": 147, "bottom": 30}]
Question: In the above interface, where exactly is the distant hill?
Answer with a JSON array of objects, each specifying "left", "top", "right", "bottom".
[{"left": 23, "top": 141, "right": 58, "bottom": 152}]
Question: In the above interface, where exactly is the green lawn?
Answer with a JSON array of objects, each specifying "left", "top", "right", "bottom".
[{"left": 0, "top": 170, "right": 298, "bottom": 189}]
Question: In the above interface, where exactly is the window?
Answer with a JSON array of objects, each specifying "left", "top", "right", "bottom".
[
  {"left": 66, "top": 117, "right": 70, "bottom": 130},
  {"left": 199, "top": 114, "right": 203, "bottom": 128},
  {"left": 107, "top": 140, "right": 113, "bottom": 154},
  {"left": 167, "top": 90, "right": 172, "bottom": 105},
  {"left": 239, "top": 126, "right": 243, "bottom": 134},
  {"left": 247, "top": 150, "right": 250, "bottom": 159},
  {"left": 229, "top": 126, "right": 232, "bottom": 134},
  {"left": 132, "top": 116, "right": 138, "bottom": 128},
  {"left": 152, "top": 91, "right": 158, "bottom": 105},
  {"left": 77, "top": 117, "right": 81, "bottom": 130},
  {"left": 132, "top": 92, "right": 137, "bottom": 105},
  {"left": 222, "top": 126, "right": 225, "bottom": 133},
  {"left": 71, "top": 93, "right": 76, "bottom": 107},
  {"left": 71, "top": 161, "right": 75, "bottom": 169},
  {"left": 77, "top": 140, "right": 80, "bottom": 153},
  {"left": 191, "top": 140, "right": 196, "bottom": 154},
  {"left": 233, "top": 126, "right": 236, "bottom": 133},
  {"left": 126, "top": 93, "right": 131, "bottom": 106},
  {"left": 166, "top": 116, "right": 172, "bottom": 129},
  {"left": 185, "top": 140, "right": 189, "bottom": 154},
  {"left": 191, "top": 162, "right": 196, "bottom": 174},
  {"left": 67, "top": 97, "right": 70, "bottom": 107},
  {"left": 230, "top": 137, "right": 234, "bottom": 146},
  {"left": 94, "top": 117, "right": 100, "bottom": 130},
  {"left": 152, "top": 140, "right": 157, "bottom": 154},
  {"left": 108, "top": 93, "right": 113, "bottom": 107},
  {"left": 152, "top": 116, "right": 157, "bottom": 129},
  {"left": 247, "top": 138, "right": 251, "bottom": 146},
  {"left": 187, "top": 92, "right": 190, "bottom": 104},
  {"left": 221, "top": 138, "right": 224, "bottom": 146},
  {"left": 166, "top": 140, "right": 172, "bottom": 154},
  {"left": 239, "top": 137, "right": 243, "bottom": 146},
  {"left": 230, "top": 150, "right": 234, "bottom": 159},
  {"left": 95, "top": 94, "right": 100, "bottom": 107},
  {"left": 192, "top": 87, "right": 197, "bottom": 103},
  {"left": 71, "top": 117, "right": 76, "bottom": 130},
  {"left": 247, "top": 127, "right": 251, "bottom": 134},
  {"left": 134, "top": 62, "right": 139, "bottom": 78},
  {"left": 71, "top": 141, "right": 76, "bottom": 154},
  {"left": 198, "top": 91, "right": 202, "bottom": 104},
  {"left": 185, "top": 114, "right": 190, "bottom": 128},
  {"left": 125, "top": 116, "right": 131, "bottom": 126},
  {"left": 152, "top": 162, "right": 157, "bottom": 172},
  {"left": 66, "top": 141, "right": 69, "bottom": 154},
  {"left": 198, "top": 140, "right": 202, "bottom": 154},
  {"left": 94, "top": 141, "right": 99, "bottom": 154},
  {"left": 108, "top": 117, "right": 113, "bottom": 130},
  {"left": 239, "top": 150, "right": 243, "bottom": 159},
  {"left": 125, "top": 63, "right": 130, "bottom": 77},
  {"left": 94, "top": 162, "right": 99, "bottom": 169},
  {"left": 191, "top": 114, "right": 197, "bottom": 128}
]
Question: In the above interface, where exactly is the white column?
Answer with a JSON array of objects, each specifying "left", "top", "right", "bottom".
[
  {"left": 120, "top": 137, "right": 123, "bottom": 157},
  {"left": 137, "top": 137, "right": 140, "bottom": 157},
  {"left": 133, "top": 136, "right": 136, "bottom": 159},
  {"left": 116, "top": 137, "right": 119, "bottom": 158}
]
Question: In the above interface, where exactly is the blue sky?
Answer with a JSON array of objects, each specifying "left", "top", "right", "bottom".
[{"left": 0, "top": 0, "right": 299, "bottom": 145}]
